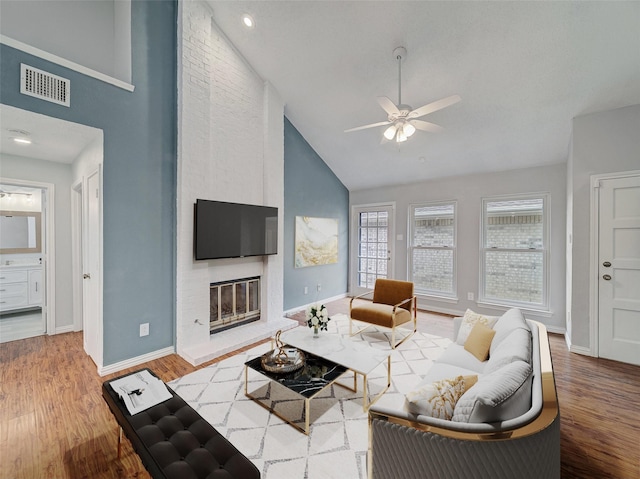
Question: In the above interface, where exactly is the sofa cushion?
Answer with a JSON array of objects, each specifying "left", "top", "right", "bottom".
[
  {"left": 485, "top": 327, "right": 532, "bottom": 374},
  {"left": 452, "top": 360, "right": 533, "bottom": 423},
  {"left": 456, "top": 309, "right": 499, "bottom": 345},
  {"left": 350, "top": 301, "right": 412, "bottom": 328},
  {"left": 464, "top": 323, "right": 496, "bottom": 361},
  {"left": 405, "top": 375, "right": 478, "bottom": 420},
  {"left": 434, "top": 344, "right": 486, "bottom": 374},
  {"left": 490, "top": 308, "right": 530, "bottom": 354},
  {"left": 421, "top": 361, "right": 483, "bottom": 384}
]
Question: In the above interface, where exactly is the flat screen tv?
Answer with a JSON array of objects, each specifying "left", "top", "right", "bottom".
[{"left": 194, "top": 199, "right": 278, "bottom": 260}]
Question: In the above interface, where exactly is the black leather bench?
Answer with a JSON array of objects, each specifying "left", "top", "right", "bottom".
[{"left": 102, "top": 368, "right": 260, "bottom": 479}]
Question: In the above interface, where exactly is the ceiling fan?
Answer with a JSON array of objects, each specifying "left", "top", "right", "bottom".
[{"left": 345, "top": 46, "right": 461, "bottom": 143}]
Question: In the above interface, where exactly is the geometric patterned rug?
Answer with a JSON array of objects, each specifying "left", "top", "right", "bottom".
[{"left": 168, "top": 314, "right": 451, "bottom": 478}]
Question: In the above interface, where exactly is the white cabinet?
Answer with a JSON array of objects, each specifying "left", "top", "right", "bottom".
[{"left": 0, "top": 266, "right": 42, "bottom": 312}]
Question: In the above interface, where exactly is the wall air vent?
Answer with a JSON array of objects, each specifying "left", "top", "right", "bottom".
[{"left": 20, "top": 64, "right": 70, "bottom": 107}]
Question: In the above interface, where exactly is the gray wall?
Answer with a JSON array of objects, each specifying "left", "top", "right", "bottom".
[
  {"left": 568, "top": 104, "right": 640, "bottom": 350},
  {"left": 0, "top": 1, "right": 177, "bottom": 366},
  {"left": 351, "top": 163, "right": 567, "bottom": 331},
  {"left": 284, "top": 118, "right": 349, "bottom": 311}
]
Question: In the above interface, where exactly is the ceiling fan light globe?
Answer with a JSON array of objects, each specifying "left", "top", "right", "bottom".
[
  {"left": 384, "top": 124, "right": 398, "bottom": 140},
  {"left": 396, "top": 130, "right": 407, "bottom": 142},
  {"left": 403, "top": 122, "right": 416, "bottom": 137}
]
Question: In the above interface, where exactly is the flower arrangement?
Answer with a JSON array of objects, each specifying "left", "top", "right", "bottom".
[{"left": 306, "top": 303, "right": 331, "bottom": 336}]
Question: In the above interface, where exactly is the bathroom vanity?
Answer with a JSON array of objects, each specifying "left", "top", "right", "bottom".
[{"left": 0, "top": 264, "right": 42, "bottom": 313}]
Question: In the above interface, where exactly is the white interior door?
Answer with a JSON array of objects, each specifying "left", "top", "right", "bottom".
[
  {"left": 83, "top": 170, "right": 101, "bottom": 364},
  {"left": 598, "top": 175, "right": 640, "bottom": 366},
  {"left": 351, "top": 204, "right": 395, "bottom": 297}
]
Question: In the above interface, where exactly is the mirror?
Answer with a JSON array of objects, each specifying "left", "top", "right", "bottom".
[{"left": 0, "top": 210, "right": 42, "bottom": 253}]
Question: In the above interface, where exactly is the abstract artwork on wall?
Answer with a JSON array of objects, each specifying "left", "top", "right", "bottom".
[{"left": 295, "top": 216, "right": 338, "bottom": 267}]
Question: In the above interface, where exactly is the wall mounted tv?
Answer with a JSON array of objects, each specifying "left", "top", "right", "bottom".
[{"left": 194, "top": 199, "right": 278, "bottom": 260}]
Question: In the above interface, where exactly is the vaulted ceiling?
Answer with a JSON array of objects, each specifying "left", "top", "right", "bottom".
[{"left": 208, "top": 1, "right": 640, "bottom": 190}]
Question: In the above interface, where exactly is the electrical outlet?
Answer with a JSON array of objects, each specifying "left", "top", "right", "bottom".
[
  {"left": 140, "top": 323, "right": 149, "bottom": 337},
  {"left": 317, "top": 283, "right": 322, "bottom": 292},
  {"left": 467, "top": 292, "right": 474, "bottom": 301},
  {"left": 304, "top": 286, "right": 308, "bottom": 295}
]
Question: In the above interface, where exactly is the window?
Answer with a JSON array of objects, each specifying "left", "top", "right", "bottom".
[
  {"left": 480, "top": 195, "right": 548, "bottom": 309},
  {"left": 356, "top": 209, "right": 390, "bottom": 289},
  {"left": 409, "top": 202, "right": 456, "bottom": 297}
]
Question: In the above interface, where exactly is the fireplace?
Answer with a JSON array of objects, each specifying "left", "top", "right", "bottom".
[{"left": 210, "top": 276, "right": 260, "bottom": 334}]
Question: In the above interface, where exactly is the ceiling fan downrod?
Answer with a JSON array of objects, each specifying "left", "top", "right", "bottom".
[{"left": 394, "top": 46, "right": 407, "bottom": 108}]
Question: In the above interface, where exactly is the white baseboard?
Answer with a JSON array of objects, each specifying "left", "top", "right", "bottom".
[
  {"left": 570, "top": 344, "right": 595, "bottom": 357},
  {"left": 97, "top": 346, "right": 175, "bottom": 377},
  {"left": 54, "top": 325, "right": 74, "bottom": 334},
  {"left": 284, "top": 293, "right": 347, "bottom": 316},
  {"left": 546, "top": 325, "right": 566, "bottom": 335},
  {"left": 418, "top": 304, "right": 465, "bottom": 317}
]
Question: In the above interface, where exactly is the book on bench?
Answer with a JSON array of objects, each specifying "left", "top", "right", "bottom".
[{"left": 109, "top": 370, "right": 172, "bottom": 415}]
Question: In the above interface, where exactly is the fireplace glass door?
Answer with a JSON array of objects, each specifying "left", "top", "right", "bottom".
[{"left": 210, "top": 277, "right": 260, "bottom": 333}]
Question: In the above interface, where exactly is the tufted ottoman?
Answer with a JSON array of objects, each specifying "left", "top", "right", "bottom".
[{"left": 102, "top": 368, "right": 260, "bottom": 479}]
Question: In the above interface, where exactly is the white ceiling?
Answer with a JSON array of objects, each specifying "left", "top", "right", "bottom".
[
  {"left": 0, "top": 104, "right": 100, "bottom": 164},
  {"left": 208, "top": 1, "right": 640, "bottom": 191},
  {"left": 1, "top": 2, "right": 637, "bottom": 190}
]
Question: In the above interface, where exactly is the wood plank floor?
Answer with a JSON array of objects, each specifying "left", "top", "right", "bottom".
[{"left": 1, "top": 297, "right": 638, "bottom": 478}]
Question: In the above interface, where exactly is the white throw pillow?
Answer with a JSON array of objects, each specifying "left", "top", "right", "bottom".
[
  {"left": 456, "top": 309, "right": 499, "bottom": 345},
  {"left": 405, "top": 375, "right": 477, "bottom": 420}
]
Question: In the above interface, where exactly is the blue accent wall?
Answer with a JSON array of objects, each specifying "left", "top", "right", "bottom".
[
  {"left": 0, "top": 1, "right": 177, "bottom": 365},
  {"left": 284, "top": 118, "right": 349, "bottom": 311}
]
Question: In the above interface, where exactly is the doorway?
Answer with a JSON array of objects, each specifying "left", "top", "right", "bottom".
[
  {"left": 351, "top": 203, "right": 395, "bottom": 297},
  {"left": 592, "top": 171, "right": 640, "bottom": 366},
  {"left": 0, "top": 104, "right": 103, "bottom": 367},
  {"left": 0, "top": 181, "right": 51, "bottom": 343}
]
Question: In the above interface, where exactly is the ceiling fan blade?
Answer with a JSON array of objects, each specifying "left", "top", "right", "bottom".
[
  {"left": 344, "top": 120, "right": 391, "bottom": 133},
  {"left": 377, "top": 96, "right": 400, "bottom": 116},
  {"left": 409, "top": 95, "right": 461, "bottom": 119},
  {"left": 411, "top": 119, "right": 444, "bottom": 133}
]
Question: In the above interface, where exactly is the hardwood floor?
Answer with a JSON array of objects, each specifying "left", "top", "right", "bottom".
[{"left": 1, "top": 297, "right": 638, "bottom": 478}]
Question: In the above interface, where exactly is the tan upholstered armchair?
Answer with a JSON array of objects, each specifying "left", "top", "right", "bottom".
[{"left": 349, "top": 278, "right": 417, "bottom": 349}]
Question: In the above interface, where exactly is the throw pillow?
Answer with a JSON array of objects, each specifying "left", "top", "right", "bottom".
[
  {"left": 405, "top": 375, "right": 478, "bottom": 420},
  {"left": 456, "top": 309, "right": 498, "bottom": 345},
  {"left": 464, "top": 322, "right": 496, "bottom": 361}
]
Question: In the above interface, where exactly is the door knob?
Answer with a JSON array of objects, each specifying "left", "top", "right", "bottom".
[
  {"left": 603, "top": 261, "right": 611, "bottom": 267},
  {"left": 83, "top": 273, "right": 91, "bottom": 279},
  {"left": 602, "top": 274, "right": 611, "bottom": 281}
]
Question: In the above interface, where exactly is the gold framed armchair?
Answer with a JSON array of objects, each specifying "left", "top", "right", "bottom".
[{"left": 349, "top": 278, "right": 417, "bottom": 349}]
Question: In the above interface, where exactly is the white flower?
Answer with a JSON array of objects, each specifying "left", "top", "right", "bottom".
[{"left": 311, "top": 317, "right": 319, "bottom": 326}]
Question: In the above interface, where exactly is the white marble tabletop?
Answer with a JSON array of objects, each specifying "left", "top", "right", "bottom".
[{"left": 279, "top": 327, "right": 391, "bottom": 375}]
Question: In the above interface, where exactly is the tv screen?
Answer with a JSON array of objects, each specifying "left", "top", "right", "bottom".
[{"left": 194, "top": 199, "right": 278, "bottom": 260}]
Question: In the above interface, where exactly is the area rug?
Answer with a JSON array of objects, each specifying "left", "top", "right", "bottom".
[{"left": 168, "top": 314, "right": 451, "bottom": 479}]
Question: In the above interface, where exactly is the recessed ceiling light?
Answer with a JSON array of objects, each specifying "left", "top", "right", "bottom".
[
  {"left": 242, "top": 14, "right": 255, "bottom": 28},
  {"left": 8, "top": 129, "right": 32, "bottom": 144}
]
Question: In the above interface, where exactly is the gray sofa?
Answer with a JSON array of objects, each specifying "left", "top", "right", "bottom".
[{"left": 368, "top": 308, "right": 560, "bottom": 479}]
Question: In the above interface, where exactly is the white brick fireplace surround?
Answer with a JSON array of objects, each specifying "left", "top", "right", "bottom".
[{"left": 176, "top": 2, "right": 294, "bottom": 365}]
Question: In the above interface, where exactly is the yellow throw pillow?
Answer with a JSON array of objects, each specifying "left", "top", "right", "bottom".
[
  {"left": 405, "top": 375, "right": 478, "bottom": 420},
  {"left": 464, "top": 322, "right": 496, "bottom": 361}
]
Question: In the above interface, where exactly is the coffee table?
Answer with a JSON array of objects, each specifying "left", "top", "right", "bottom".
[{"left": 244, "top": 328, "right": 391, "bottom": 434}]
